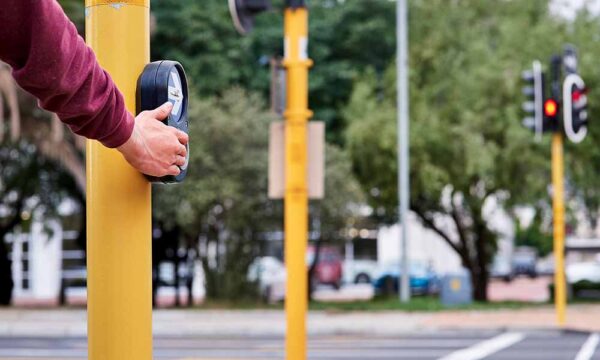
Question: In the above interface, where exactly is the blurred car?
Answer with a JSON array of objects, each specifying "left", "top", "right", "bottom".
[
  {"left": 306, "top": 246, "right": 343, "bottom": 289},
  {"left": 372, "top": 261, "right": 440, "bottom": 296},
  {"left": 536, "top": 255, "right": 555, "bottom": 276},
  {"left": 247, "top": 256, "right": 286, "bottom": 303},
  {"left": 550, "top": 261, "right": 600, "bottom": 300},
  {"left": 512, "top": 246, "right": 538, "bottom": 278},
  {"left": 490, "top": 255, "right": 513, "bottom": 282},
  {"left": 343, "top": 259, "right": 378, "bottom": 284},
  {"left": 567, "top": 261, "right": 600, "bottom": 284}
]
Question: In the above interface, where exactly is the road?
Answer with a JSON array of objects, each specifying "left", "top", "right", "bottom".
[{"left": 0, "top": 330, "right": 598, "bottom": 360}]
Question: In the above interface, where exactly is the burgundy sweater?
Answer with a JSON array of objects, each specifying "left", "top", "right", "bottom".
[{"left": 0, "top": 0, "right": 134, "bottom": 148}]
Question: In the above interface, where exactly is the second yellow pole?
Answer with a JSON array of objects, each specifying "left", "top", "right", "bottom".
[
  {"left": 552, "top": 133, "right": 566, "bottom": 327},
  {"left": 283, "top": 5, "right": 312, "bottom": 360},
  {"left": 85, "top": 1, "right": 152, "bottom": 359}
]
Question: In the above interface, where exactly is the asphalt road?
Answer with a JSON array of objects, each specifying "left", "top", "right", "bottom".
[{"left": 0, "top": 330, "right": 598, "bottom": 360}]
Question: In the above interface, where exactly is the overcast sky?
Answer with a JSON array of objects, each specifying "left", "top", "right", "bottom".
[{"left": 550, "top": 0, "right": 600, "bottom": 19}]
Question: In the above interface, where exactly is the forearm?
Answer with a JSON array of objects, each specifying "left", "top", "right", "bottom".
[{"left": 0, "top": 0, "right": 133, "bottom": 147}]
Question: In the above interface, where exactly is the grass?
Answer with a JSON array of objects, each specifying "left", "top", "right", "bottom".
[
  {"left": 309, "top": 296, "right": 543, "bottom": 312},
  {"left": 192, "top": 296, "right": 546, "bottom": 312}
]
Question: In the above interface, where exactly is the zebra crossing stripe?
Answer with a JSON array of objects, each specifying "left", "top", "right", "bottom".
[
  {"left": 575, "top": 333, "right": 600, "bottom": 360},
  {"left": 437, "top": 332, "right": 525, "bottom": 360}
]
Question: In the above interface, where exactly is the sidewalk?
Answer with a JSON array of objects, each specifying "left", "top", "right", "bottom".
[{"left": 0, "top": 304, "right": 598, "bottom": 337}]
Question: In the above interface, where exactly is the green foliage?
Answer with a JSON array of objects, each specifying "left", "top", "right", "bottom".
[
  {"left": 151, "top": 0, "right": 396, "bottom": 143},
  {"left": 344, "top": 0, "right": 572, "bottom": 301},
  {"left": 153, "top": 88, "right": 273, "bottom": 300},
  {"left": 515, "top": 212, "right": 553, "bottom": 256},
  {"left": 153, "top": 88, "right": 363, "bottom": 300}
]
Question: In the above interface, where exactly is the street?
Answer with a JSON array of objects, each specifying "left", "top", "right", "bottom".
[{"left": 0, "top": 330, "right": 598, "bottom": 360}]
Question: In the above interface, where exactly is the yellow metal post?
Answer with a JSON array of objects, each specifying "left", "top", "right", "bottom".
[
  {"left": 552, "top": 133, "right": 566, "bottom": 327},
  {"left": 283, "top": 5, "right": 312, "bottom": 360},
  {"left": 85, "top": 1, "right": 152, "bottom": 359}
]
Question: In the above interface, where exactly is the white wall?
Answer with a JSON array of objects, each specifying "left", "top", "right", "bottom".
[
  {"left": 377, "top": 213, "right": 462, "bottom": 274},
  {"left": 11, "top": 219, "right": 62, "bottom": 302},
  {"left": 378, "top": 196, "right": 516, "bottom": 275}
]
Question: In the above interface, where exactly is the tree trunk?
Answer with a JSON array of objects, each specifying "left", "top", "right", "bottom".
[
  {"left": 0, "top": 238, "right": 13, "bottom": 305},
  {"left": 307, "top": 238, "right": 322, "bottom": 301},
  {"left": 472, "top": 268, "right": 489, "bottom": 301},
  {"left": 0, "top": 204, "right": 24, "bottom": 306}
]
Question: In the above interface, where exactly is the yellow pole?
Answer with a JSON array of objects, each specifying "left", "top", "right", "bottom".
[
  {"left": 283, "top": 4, "right": 312, "bottom": 360},
  {"left": 552, "top": 133, "right": 566, "bottom": 327},
  {"left": 85, "top": 1, "right": 152, "bottom": 359}
]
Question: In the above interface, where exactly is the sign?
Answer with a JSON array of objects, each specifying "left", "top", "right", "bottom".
[{"left": 268, "top": 121, "right": 324, "bottom": 199}]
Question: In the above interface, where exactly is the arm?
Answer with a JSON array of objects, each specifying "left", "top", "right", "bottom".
[
  {"left": 0, "top": 0, "right": 132, "bottom": 148},
  {"left": 0, "top": 0, "right": 188, "bottom": 177}
]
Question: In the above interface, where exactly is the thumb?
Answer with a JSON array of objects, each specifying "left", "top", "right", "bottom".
[{"left": 149, "top": 102, "right": 173, "bottom": 120}]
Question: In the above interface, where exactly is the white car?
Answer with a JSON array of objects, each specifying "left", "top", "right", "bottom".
[
  {"left": 566, "top": 261, "right": 600, "bottom": 284},
  {"left": 343, "top": 260, "right": 378, "bottom": 284},
  {"left": 247, "top": 256, "right": 286, "bottom": 303}
]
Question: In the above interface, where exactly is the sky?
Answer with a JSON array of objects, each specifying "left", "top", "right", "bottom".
[{"left": 550, "top": 0, "right": 600, "bottom": 19}]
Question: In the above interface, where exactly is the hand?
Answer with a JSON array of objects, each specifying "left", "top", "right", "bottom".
[{"left": 117, "top": 102, "right": 189, "bottom": 177}]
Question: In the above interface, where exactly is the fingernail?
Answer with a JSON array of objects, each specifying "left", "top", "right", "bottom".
[{"left": 163, "top": 102, "right": 173, "bottom": 108}]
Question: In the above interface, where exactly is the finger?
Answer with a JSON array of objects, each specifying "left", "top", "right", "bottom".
[
  {"left": 176, "top": 144, "right": 187, "bottom": 157},
  {"left": 174, "top": 155, "right": 186, "bottom": 167},
  {"left": 149, "top": 102, "right": 173, "bottom": 120},
  {"left": 167, "top": 165, "right": 181, "bottom": 176},
  {"left": 173, "top": 128, "right": 189, "bottom": 145}
]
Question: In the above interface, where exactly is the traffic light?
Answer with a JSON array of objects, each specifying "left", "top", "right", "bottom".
[
  {"left": 543, "top": 97, "right": 560, "bottom": 132},
  {"left": 562, "top": 73, "right": 588, "bottom": 143},
  {"left": 228, "top": 0, "right": 271, "bottom": 35},
  {"left": 521, "top": 60, "right": 545, "bottom": 139}
]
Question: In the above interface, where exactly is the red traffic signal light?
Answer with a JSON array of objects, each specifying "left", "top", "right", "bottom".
[{"left": 544, "top": 99, "right": 558, "bottom": 117}]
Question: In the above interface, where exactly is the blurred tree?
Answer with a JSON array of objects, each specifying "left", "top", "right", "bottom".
[
  {"left": 345, "top": 0, "right": 567, "bottom": 301},
  {"left": 153, "top": 88, "right": 363, "bottom": 301},
  {"left": 0, "top": 141, "right": 79, "bottom": 304},
  {"left": 515, "top": 211, "right": 553, "bottom": 257},
  {"left": 151, "top": 0, "right": 396, "bottom": 143},
  {"left": 153, "top": 88, "right": 275, "bottom": 300}
]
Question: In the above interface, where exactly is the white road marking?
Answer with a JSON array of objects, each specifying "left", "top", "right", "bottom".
[
  {"left": 575, "top": 333, "right": 600, "bottom": 360},
  {"left": 437, "top": 332, "right": 525, "bottom": 360}
]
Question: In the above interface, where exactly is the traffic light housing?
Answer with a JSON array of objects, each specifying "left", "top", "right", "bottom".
[
  {"left": 562, "top": 73, "right": 588, "bottom": 143},
  {"left": 228, "top": 0, "right": 271, "bottom": 35},
  {"left": 521, "top": 60, "right": 545, "bottom": 139}
]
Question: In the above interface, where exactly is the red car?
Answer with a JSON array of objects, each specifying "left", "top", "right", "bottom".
[{"left": 306, "top": 246, "right": 343, "bottom": 289}]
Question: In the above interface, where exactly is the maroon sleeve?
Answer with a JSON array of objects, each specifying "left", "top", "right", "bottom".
[{"left": 0, "top": 0, "right": 134, "bottom": 148}]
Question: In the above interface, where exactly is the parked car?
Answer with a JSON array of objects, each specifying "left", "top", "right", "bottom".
[
  {"left": 490, "top": 255, "right": 513, "bottom": 282},
  {"left": 512, "top": 247, "right": 538, "bottom": 278},
  {"left": 372, "top": 261, "right": 440, "bottom": 296},
  {"left": 306, "top": 246, "right": 344, "bottom": 289},
  {"left": 247, "top": 256, "right": 286, "bottom": 303},
  {"left": 343, "top": 259, "right": 378, "bottom": 284},
  {"left": 567, "top": 261, "right": 600, "bottom": 283},
  {"left": 565, "top": 261, "right": 600, "bottom": 299}
]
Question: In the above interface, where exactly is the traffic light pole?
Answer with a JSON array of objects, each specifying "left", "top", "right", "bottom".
[
  {"left": 85, "top": 1, "right": 153, "bottom": 359},
  {"left": 552, "top": 133, "right": 567, "bottom": 327},
  {"left": 283, "top": 2, "right": 312, "bottom": 359}
]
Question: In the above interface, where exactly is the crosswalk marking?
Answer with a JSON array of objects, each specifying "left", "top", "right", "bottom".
[
  {"left": 574, "top": 333, "right": 599, "bottom": 360},
  {"left": 436, "top": 332, "right": 525, "bottom": 360}
]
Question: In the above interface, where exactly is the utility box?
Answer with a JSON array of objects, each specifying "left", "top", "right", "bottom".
[{"left": 440, "top": 271, "right": 473, "bottom": 306}]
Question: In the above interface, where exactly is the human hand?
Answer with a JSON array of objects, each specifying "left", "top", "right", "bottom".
[{"left": 117, "top": 102, "right": 189, "bottom": 177}]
